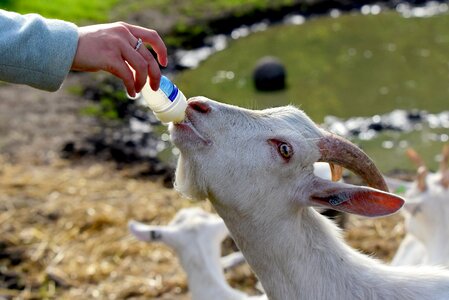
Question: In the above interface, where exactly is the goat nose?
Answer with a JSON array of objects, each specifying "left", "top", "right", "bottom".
[{"left": 188, "top": 99, "right": 211, "bottom": 114}]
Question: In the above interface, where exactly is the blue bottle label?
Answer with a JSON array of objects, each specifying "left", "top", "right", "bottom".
[
  {"left": 159, "top": 76, "right": 178, "bottom": 102},
  {"left": 168, "top": 86, "right": 179, "bottom": 102}
]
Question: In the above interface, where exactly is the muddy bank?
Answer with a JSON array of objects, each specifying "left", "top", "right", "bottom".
[{"left": 162, "top": 0, "right": 443, "bottom": 50}]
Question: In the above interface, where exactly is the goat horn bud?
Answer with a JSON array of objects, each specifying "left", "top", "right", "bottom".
[
  {"left": 317, "top": 132, "right": 388, "bottom": 192},
  {"left": 329, "top": 163, "right": 343, "bottom": 182},
  {"left": 440, "top": 144, "right": 449, "bottom": 188},
  {"left": 406, "top": 148, "right": 429, "bottom": 191},
  {"left": 440, "top": 144, "right": 449, "bottom": 174},
  {"left": 406, "top": 148, "right": 426, "bottom": 168},
  {"left": 417, "top": 165, "right": 428, "bottom": 192},
  {"left": 442, "top": 172, "right": 449, "bottom": 189}
]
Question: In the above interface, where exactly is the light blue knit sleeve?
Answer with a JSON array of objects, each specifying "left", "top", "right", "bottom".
[{"left": 0, "top": 10, "right": 79, "bottom": 91}]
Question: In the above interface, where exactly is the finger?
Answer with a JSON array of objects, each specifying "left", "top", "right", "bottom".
[
  {"left": 132, "top": 38, "right": 162, "bottom": 91},
  {"left": 146, "top": 53, "right": 162, "bottom": 91},
  {"left": 106, "top": 59, "right": 136, "bottom": 97},
  {"left": 121, "top": 41, "right": 149, "bottom": 93},
  {"left": 135, "top": 39, "right": 156, "bottom": 66},
  {"left": 124, "top": 24, "right": 168, "bottom": 67}
]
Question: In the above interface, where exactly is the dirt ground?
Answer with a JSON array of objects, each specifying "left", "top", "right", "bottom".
[{"left": 0, "top": 75, "right": 406, "bottom": 299}]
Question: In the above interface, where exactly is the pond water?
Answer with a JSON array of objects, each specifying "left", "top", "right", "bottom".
[{"left": 173, "top": 4, "right": 449, "bottom": 173}]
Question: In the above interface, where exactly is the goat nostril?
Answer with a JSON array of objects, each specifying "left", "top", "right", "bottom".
[{"left": 189, "top": 100, "right": 211, "bottom": 114}]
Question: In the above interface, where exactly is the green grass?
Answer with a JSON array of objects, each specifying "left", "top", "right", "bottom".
[
  {"left": 0, "top": 0, "right": 289, "bottom": 24},
  {"left": 174, "top": 11, "right": 449, "bottom": 172},
  {"left": 114, "top": 0, "right": 294, "bottom": 19},
  {"left": 175, "top": 0, "right": 294, "bottom": 18},
  {"left": 110, "top": 0, "right": 297, "bottom": 47},
  {"left": 357, "top": 128, "right": 448, "bottom": 173},
  {"left": 0, "top": 0, "right": 118, "bottom": 23},
  {"left": 1, "top": 0, "right": 297, "bottom": 44},
  {"left": 175, "top": 12, "right": 449, "bottom": 122}
]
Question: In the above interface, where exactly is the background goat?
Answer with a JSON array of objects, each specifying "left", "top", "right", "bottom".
[
  {"left": 388, "top": 146, "right": 449, "bottom": 266},
  {"left": 129, "top": 207, "right": 266, "bottom": 300}
]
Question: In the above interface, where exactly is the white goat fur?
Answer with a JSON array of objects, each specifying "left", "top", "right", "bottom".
[
  {"left": 129, "top": 208, "right": 266, "bottom": 300},
  {"left": 169, "top": 97, "right": 449, "bottom": 300},
  {"left": 386, "top": 165, "right": 449, "bottom": 266}
]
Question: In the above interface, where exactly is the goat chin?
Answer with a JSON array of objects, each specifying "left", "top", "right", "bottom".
[{"left": 174, "top": 155, "right": 208, "bottom": 200}]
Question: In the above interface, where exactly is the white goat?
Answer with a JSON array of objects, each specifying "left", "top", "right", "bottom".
[
  {"left": 129, "top": 207, "right": 266, "bottom": 300},
  {"left": 388, "top": 146, "right": 449, "bottom": 266},
  {"left": 169, "top": 97, "right": 449, "bottom": 300}
]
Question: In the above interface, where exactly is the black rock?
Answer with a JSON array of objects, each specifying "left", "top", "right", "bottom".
[
  {"left": 407, "top": 109, "right": 424, "bottom": 121},
  {"left": 253, "top": 56, "right": 286, "bottom": 91},
  {"left": 61, "top": 142, "right": 75, "bottom": 154},
  {"left": 368, "top": 122, "right": 387, "bottom": 132}
]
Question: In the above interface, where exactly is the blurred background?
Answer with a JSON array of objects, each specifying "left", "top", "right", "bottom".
[{"left": 0, "top": 1, "right": 448, "bottom": 299}]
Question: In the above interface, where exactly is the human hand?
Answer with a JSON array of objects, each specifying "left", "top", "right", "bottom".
[{"left": 71, "top": 22, "right": 167, "bottom": 97}]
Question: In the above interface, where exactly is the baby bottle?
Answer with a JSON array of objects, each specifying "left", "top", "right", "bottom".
[{"left": 140, "top": 75, "right": 187, "bottom": 124}]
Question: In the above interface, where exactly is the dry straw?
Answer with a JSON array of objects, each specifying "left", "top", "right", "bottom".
[{"left": 0, "top": 156, "right": 404, "bottom": 299}]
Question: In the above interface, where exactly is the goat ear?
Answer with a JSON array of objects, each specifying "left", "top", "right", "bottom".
[
  {"left": 307, "top": 177, "right": 404, "bottom": 217},
  {"left": 128, "top": 220, "right": 164, "bottom": 242}
]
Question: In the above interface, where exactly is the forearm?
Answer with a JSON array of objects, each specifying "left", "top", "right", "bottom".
[{"left": 0, "top": 10, "right": 79, "bottom": 91}]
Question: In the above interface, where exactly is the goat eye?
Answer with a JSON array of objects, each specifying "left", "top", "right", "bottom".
[
  {"left": 278, "top": 143, "right": 292, "bottom": 159},
  {"left": 267, "top": 139, "right": 293, "bottom": 161}
]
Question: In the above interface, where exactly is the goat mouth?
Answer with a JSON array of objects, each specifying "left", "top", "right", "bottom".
[{"left": 175, "top": 115, "right": 211, "bottom": 145}]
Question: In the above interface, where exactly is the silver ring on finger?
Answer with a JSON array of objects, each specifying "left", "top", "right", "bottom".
[{"left": 134, "top": 38, "right": 143, "bottom": 51}]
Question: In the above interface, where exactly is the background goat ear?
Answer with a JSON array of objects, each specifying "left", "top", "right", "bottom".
[
  {"left": 307, "top": 178, "right": 405, "bottom": 217},
  {"left": 402, "top": 199, "right": 422, "bottom": 215},
  {"left": 128, "top": 221, "right": 164, "bottom": 242}
]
